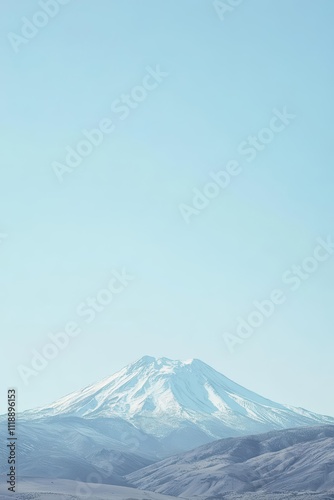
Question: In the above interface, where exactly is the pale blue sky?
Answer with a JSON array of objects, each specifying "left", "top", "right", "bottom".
[{"left": 1, "top": 0, "right": 334, "bottom": 415}]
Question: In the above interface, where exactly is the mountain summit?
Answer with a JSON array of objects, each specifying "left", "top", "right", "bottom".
[{"left": 29, "top": 356, "right": 334, "bottom": 445}]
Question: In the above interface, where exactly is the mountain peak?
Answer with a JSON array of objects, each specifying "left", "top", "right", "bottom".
[
  {"left": 30, "top": 356, "right": 334, "bottom": 442},
  {"left": 131, "top": 356, "right": 208, "bottom": 369},
  {"left": 133, "top": 355, "right": 156, "bottom": 366},
  {"left": 130, "top": 356, "right": 178, "bottom": 370},
  {"left": 130, "top": 356, "right": 198, "bottom": 371}
]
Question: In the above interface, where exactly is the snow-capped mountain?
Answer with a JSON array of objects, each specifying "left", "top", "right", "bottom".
[
  {"left": 26, "top": 356, "right": 334, "bottom": 444},
  {"left": 7, "top": 357, "right": 334, "bottom": 489}
]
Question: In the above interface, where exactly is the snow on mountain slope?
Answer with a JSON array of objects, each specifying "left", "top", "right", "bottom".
[
  {"left": 25, "top": 356, "right": 334, "bottom": 443},
  {"left": 5, "top": 357, "right": 334, "bottom": 492},
  {"left": 128, "top": 425, "right": 334, "bottom": 497},
  {"left": 0, "top": 414, "right": 159, "bottom": 483}
]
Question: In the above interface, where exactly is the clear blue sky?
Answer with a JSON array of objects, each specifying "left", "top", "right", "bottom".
[{"left": 1, "top": 0, "right": 334, "bottom": 416}]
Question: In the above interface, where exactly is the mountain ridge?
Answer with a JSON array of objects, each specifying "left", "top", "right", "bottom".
[{"left": 127, "top": 424, "right": 334, "bottom": 496}]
